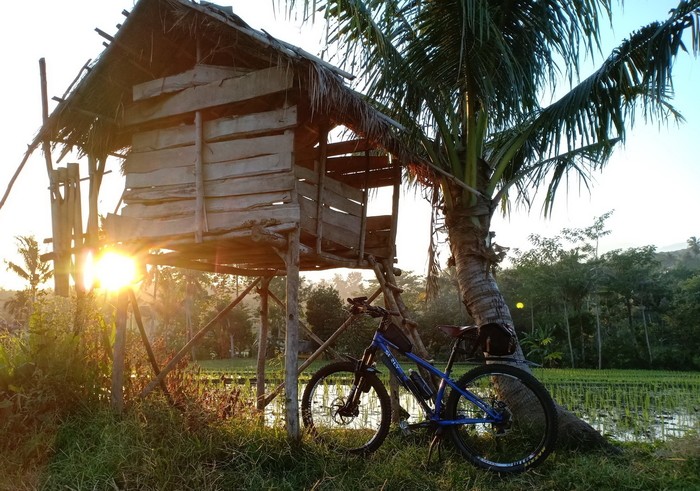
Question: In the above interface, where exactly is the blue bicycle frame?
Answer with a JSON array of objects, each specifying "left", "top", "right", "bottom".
[{"left": 367, "top": 327, "right": 505, "bottom": 427}]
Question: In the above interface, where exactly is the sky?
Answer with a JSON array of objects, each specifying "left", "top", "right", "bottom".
[{"left": 0, "top": 0, "right": 698, "bottom": 291}]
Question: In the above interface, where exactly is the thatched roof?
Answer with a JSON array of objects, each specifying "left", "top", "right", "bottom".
[{"left": 43, "top": 0, "right": 410, "bottom": 163}]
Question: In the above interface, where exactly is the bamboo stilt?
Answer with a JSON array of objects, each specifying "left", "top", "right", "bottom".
[
  {"left": 315, "top": 125, "right": 328, "bottom": 254},
  {"left": 284, "top": 228, "right": 301, "bottom": 441},
  {"left": 111, "top": 289, "right": 129, "bottom": 413},
  {"left": 256, "top": 276, "right": 272, "bottom": 411}
]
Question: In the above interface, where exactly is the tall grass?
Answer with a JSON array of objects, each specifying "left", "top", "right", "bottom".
[{"left": 10, "top": 398, "right": 700, "bottom": 490}]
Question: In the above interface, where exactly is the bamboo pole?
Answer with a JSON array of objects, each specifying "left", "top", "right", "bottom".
[
  {"left": 390, "top": 159, "right": 401, "bottom": 259},
  {"left": 193, "top": 30, "right": 207, "bottom": 243},
  {"left": 111, "top": 289, "right": 129, "bottom": 413},
  {"left": 67, "top": 164, "right": 82, "bottom": 287},
  {"left": 358, "top": 150, "right": 370, "bottom": 261},
  {"left": 284, "top": 228, "right": 301, "bottom": 441},
  {"left": 128, "top": 289, "right": 173, "bottom": 403},
  {"left": 256, "top": 276, "right": 272, "bottom": 411},
  {"left": 0, "top": 139, "right": 42, "bottom": 211},
  {"left": 39, "top": 59, "right": 55, "bottom": 180},
  {"left": 138, "top": 277, "right": 261, "bottom": 399},
  {"left": 53, "top": 168, "right": 70, "bottom": 296},
  {"left": 315, "top": 125, "right": 328, "bottom": 254},
  {"left": 267, "top": 289, "right": 340, "bottom": 359},
  {"left": 86, "top": 154, "right": 100, "bottom": 246},
  {"left": 194, "top": 110, "right": 207, "bottom": 242}
]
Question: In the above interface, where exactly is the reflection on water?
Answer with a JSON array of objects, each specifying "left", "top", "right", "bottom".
[{"left": 217, "top": 379, "right": 698, "bottom": 442}]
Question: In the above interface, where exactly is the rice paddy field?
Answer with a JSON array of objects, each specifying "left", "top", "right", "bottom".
[
  {"left": 536, "top": 368, "right": 700, "bottom": 442},
  {"left": 196, "top": 359, "right": 700, "bottom": 443}
]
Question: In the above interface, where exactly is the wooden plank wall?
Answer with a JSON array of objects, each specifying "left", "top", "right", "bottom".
[
  {"left": 294, "top": 137, "right": 397, "bottom": 259},
  {"left": 105, "top": 63, "right": 397, "bottom": 263},
  {"left": 105, "top": 64, "right": 300, "bottom": 244}
]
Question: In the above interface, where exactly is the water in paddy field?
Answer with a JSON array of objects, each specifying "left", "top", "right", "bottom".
[
  {"left": 212, "top": 374, "right": 699, "bottom": 443},
  {"left": 543, "top": 374, "right": 700, "bottom": 442}
]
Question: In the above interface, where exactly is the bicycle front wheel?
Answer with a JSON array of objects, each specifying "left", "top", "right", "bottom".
[
  {"left": 446, "top": 364, "right": 558, "bottom": 473},
  {"left": 301, "top": 361, "right": 390, "bottom": 454}
]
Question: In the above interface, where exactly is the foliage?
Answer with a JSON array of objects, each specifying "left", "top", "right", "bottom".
[
  {"left": 1, "top": 288, "right": 699, "bottom": 489},
  {"left": 3, "top": 235, "right": 53, "bottom": 326},
  {"left": 520, "top": 326, "right": 564, "bottom": 367},
  {"left": 305, "top": 284, "right": 346, "bottom": 345},
  {"left": 3, "top": 389, "right": 699, "bottom": 490},
  {"left": 3, "top": 235, "right": 53, "bottom": 294},
  {"left": 0, "top": 294, "right": 110, "bottom": 474},
  {"left": 499, "top": 220, "right": 700, "bottom": 370}
]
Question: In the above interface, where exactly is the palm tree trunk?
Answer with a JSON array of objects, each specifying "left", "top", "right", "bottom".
[
  {"left": 641, "top": 305, "right": 652, "bottom": 366},
  {"left": 562, "top": 301, "right": 575, "bottom": 368},
  {"left": 445, "top": 205, "right": 614, "bottom": 450},
  {"left": 595, "top": 296, "right": 603, "bottom": 369}
]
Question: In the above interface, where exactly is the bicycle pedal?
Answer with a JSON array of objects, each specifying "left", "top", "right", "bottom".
[{"left": 399, "top": 420, "right": 411, "bottom": 436}]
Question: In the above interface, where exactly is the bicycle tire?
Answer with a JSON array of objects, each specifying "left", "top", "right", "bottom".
[
  {"left": 301, "top": 361, "right": 391, "bottom": 454},
  {"left": 445, "top": 363, "right": 558, "bottom": 473}
]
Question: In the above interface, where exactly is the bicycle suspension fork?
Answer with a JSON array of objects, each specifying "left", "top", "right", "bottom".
[{"left": 338, "top": 345, "right": 379, "bottom": 416}]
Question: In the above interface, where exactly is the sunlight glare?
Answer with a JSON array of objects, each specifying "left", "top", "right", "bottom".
[{"left": 85, "top": 250, "right": 138, "bottom": 291}]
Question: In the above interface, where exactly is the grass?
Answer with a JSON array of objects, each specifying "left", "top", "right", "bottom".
[
  {"left": 1, "top": 398, "right": 698, "bottom": 491},
  {"left": 3, "top": 341, "right": 698, "bottom": 490}
]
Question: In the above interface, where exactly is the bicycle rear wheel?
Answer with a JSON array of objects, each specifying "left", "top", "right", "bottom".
[
  {"left": 301, "top": 361, "right": 391, "bottom": 454},
  {"left": 446, "top": 364, "right": 558, "bottom": 473}
]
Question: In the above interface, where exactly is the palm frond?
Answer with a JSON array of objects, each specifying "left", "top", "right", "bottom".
[{"left": 486, "top": 1, "right": 699, "bottom": 207}]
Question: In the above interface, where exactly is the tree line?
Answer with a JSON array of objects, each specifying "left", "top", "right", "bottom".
[{"left": 3, "top": 219, "right": 699, "bottom": 371}]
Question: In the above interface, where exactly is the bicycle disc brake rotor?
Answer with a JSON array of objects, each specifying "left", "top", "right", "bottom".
[{"left": 331, "top": 397, "right": 359, "bottom": 425}]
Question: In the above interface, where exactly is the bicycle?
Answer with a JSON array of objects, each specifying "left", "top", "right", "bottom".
[{"left": 301, "top": 296, "right": 558, "bottom": 473}]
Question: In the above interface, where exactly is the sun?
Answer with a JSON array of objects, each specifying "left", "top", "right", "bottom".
[{"left": 84, "top": 250, "right": 139, "bottom": 291}]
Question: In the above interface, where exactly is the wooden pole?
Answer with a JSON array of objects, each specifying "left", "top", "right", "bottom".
[
  {"left": 52, "top": 168, "right": 70, "bottom": 296},
  {"left": 138, "top": 277, "right": 261, "bottom": 399},
  {"left": 111, "top": 289, "right": 129, "bottom": 413},
  {"left": 39, "top": 58, "right": 55, "bottom": 179},
  {"left": 86, "top": 154, "right": 100, "bottom": 246},
  {"left": 0, "top": 139, "right": 41, "bottom": 211},
  {"left": 284, "top": 227, "right": 301, "bottom": 441},
  {"left": 315, "top": 125, "right": 328, "bottom": 253},
  {"left": 256, "top": 276, "right": 272, "bottom": 411},
  {"left": 128, "top": 289, "right": 173, "bottom": 403},
  {"left": 358, "top": 150, "right": 370, "bottom": 260},
  {"left": 390, "top": 159, "right": 401, "bottom": 259},
  {"left": 193, "top": 30, "right": 207, "bottom": 243},
  {"left": 268, "top": 289, "right": 340, "bottom": 359},
  {"left": 194, "top": 111, "right": 207, "bottom": 242}
]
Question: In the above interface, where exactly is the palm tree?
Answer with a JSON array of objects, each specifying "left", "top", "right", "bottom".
[
  {"left": 281, "top": 0, "right": 700, "bottom": 447},
  {"left": 3, "top": 235, "right": 53, "bottom": 326},
  {"left": 688, "top": 236, "right": 700, "bottom": 256},
  {"left": 4, "top": 235, "right": 53, "bottom": 300}
]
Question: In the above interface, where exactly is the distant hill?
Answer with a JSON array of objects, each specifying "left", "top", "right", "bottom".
[{"left": 656, "top": 246, "right": 700, "bottom": 270}]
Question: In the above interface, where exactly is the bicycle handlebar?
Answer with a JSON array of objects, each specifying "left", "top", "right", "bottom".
[{"left": 347, "top": 297, "right": 400, "bottom": 318}]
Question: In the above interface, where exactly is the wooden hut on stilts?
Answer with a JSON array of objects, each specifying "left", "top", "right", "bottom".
[{"left": 11, "top": 0, "right": 431, "bottom": 439}]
